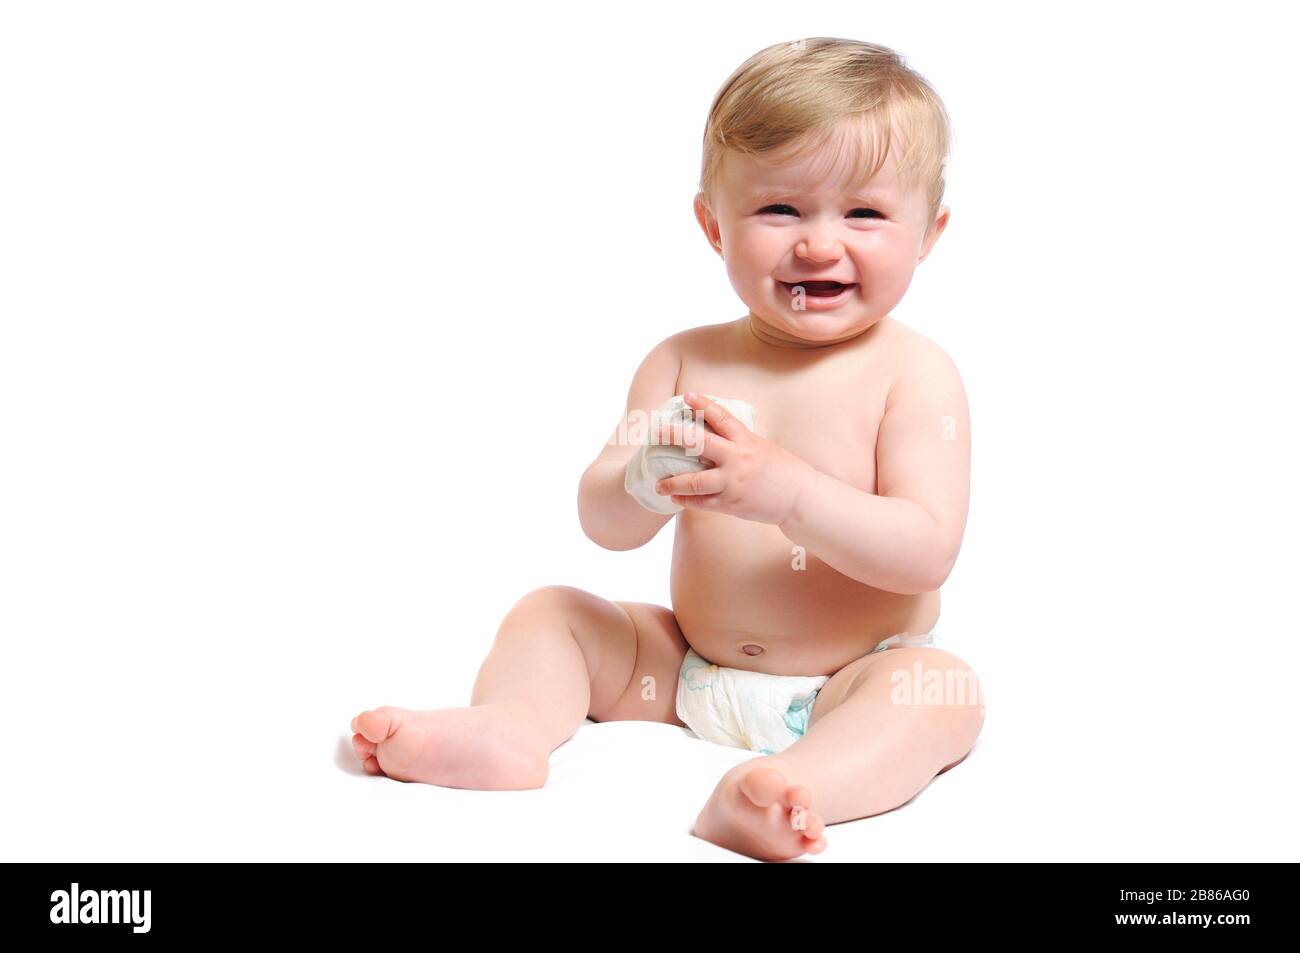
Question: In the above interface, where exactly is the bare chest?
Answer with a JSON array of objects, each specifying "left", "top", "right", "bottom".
[{"left": 678, "top": 359, "right": 891, "bottom": 494}]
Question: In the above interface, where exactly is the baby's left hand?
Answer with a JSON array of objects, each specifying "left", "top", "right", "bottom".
[{"left": 653, "top": 391, "right": 814, "bottom": 525}]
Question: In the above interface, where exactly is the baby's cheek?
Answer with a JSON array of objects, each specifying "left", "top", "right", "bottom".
[
  {"left": 723, "top": 252, "right": 765, "bottom": 289},
  {"left": 726, "top": 230, "right": 779, "bottom": 271}
]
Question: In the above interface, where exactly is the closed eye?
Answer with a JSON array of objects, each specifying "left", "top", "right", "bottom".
[{"left": 757, "top": 204, "right": 885, "bottom": 220}]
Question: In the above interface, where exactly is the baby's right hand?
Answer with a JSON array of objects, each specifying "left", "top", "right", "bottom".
[{"left": 623, "top": 394, "right": 757, "bottom": 514}]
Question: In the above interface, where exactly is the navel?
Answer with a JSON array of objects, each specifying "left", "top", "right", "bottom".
[{"left": 740, "top": 643, "right": 764, "bottom": 656}]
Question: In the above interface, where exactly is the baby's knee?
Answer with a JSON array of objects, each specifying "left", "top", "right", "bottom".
[
  {"left": 508, "top": 584, "right": 593, "bottom": 616},
  {"left": 872, "top": 647, "right": 985, "bottom": 724},
  {"left": 907, "top": 648, "right": 985, "bottom": 748}
]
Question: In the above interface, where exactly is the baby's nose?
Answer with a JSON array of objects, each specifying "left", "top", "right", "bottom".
[{"left": 796, "top": 234, "right": 844, "bottom": 262}]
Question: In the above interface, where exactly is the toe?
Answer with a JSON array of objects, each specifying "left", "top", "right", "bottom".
[
  {"left": 355, "top": 707, "right": 400, "bottom": 744},
  {"left": 783, "top": 784, "right": 812, "bottom": 810},
  {"left": 361, "top": 755, "right": 383, "bottom": 775},
  {"left": 352, "top": 732, "right": 376, "bottom": 762},
  {"left": 738, "top": 767, "right": 789, "bottom": 807},
  {"left": 798, "top": 810, "right": 825, "bottom": 840},
  {"left": 807, "top": 836, "right": 828, "bottom": 855}
]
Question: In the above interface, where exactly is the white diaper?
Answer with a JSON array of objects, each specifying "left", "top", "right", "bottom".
[
  {"left": 675, "top": 630, "right": 940, "bottom": 755},
  {"left": 624, "top": 394, "right": 757, "bottom": 515}
]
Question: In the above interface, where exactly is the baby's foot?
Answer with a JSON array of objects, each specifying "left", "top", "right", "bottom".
[
  {"left": 349, "top": 702, "right": 550, "bottom": 790},
  {"left": 692, "top": 763, "right": 828, "bottom": 861}
]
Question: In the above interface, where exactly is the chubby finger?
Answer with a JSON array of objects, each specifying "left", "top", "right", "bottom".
[
  {"left": 655, "top": 419, "right": 733, "bottom": 462},
  {"left": 681, "top": 391, "right": 750, "bottom": 441},
  {"left": 656, "top": 468, "right": 726, "bottom": 497},
  {"left": 670, "top": 491, "right": 724, "bottom": 510}
]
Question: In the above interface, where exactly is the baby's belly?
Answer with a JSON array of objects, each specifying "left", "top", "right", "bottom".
[{"left": 670, "top": 511, "right": 939, "bottom": 677}]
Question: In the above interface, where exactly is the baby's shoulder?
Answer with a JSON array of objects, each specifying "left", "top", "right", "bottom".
[
  {"left": 626, "top": 321, "right": 736, "bottom": 393},
  {"left": 635, "top": 320, "right": 739, "bottom": 368},
  {"left": 662, "top": 319, "right": 738, "bottom": 353},
  {"left": 879, "top": 319, "right": 963, "bottom": 380},
  {"left": 877, "top": 320, "right": 968, "bottom": 415}
]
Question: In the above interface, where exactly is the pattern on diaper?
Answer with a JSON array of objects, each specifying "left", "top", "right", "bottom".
[
  {"left": 679, "top": 651, "right": 720, "bottom": 690},
  {"left": 739, "top": 687, "right": 825, "bottom": 756},
  {"left": 782, "top": 690, "right": 820, "bottom": 741}
]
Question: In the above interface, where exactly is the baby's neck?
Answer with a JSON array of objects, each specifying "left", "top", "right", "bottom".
[{"left": 744, "top": 312, "right": 875, "bottom": 350}]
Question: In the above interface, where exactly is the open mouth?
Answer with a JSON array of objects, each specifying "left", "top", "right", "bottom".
[{"left": 778, "top": 280, "right": 858, "bottom": 298}]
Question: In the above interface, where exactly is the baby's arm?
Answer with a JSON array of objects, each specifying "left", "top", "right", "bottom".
[
  {"left": 778, "top": 341, "right": 971, "bottom": 594},
  {"left": 577, "top": 337, "right": 681, "bottom": 550}
]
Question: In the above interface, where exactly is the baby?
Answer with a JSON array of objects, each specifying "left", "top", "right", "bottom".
[{"left": 350, "top": 37, "right": 985, "bottom": 861}]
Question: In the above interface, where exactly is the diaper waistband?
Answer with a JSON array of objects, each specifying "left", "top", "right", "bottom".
[{"left": 873, "top": 629, "right": 939, "bottom": 652}]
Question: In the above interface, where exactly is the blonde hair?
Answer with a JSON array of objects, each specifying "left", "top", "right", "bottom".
[{"left": 698, "top": 38, "right": 951, "bottom": 231}]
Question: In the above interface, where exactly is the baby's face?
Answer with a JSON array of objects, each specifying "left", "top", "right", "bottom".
[{"left": 697, "top": 130, "right": 948, "bottom": 344}]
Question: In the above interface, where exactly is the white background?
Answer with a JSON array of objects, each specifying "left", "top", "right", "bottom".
[{"left": 2, "top": 0, "right": 1298, "bottom": 861}]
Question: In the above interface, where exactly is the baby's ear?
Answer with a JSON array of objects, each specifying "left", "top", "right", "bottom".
[
  {"left": 694, "top": 193, "right": 723, "bottom": 256},
  {"left": 919, "top": 206, "right": 951, "bottom": 263}
]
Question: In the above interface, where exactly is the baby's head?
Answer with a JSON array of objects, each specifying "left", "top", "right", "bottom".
[{"left": 695, "top": 38, "right": 951, "bottom": 346}]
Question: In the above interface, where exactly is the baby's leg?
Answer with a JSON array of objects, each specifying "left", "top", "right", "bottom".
[
  {"left": 350, "top": 586, "right": 687, "bottom": 790},
  {"left": 693, "top": 646, "right": 984, "bottom": 860},
  {"left": 772, "top": 646, "right": 985, "bottom": 823}
]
